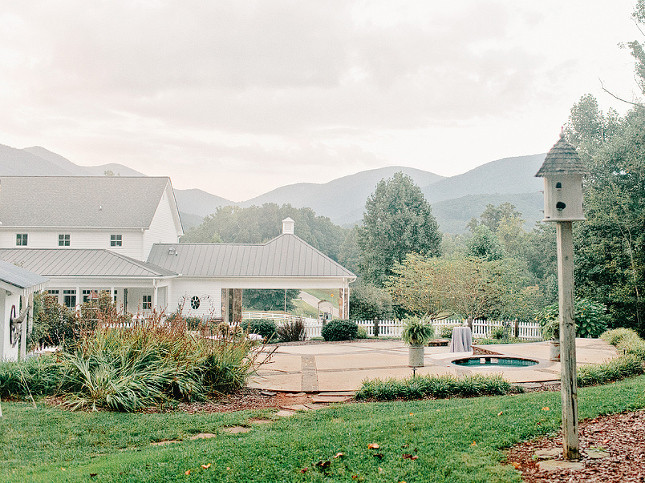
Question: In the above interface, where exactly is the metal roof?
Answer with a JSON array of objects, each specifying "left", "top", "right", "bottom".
[
  {"left": 0, "top": 259, "right": 47, "bottom": 289},
  {"left": 0, "top": 176, "right": 171, "bottom": 228},
  {"left": 0, "top": 249, "right": 177, "bottom": 278},
  {"left": 148, "top": 234, "right": 356, "bottom": 279},
  {"left": 536, "top": 134, "right": 589, "bottom": 177}
]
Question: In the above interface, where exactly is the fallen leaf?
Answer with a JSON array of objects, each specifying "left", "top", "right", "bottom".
[
  {"left": 542, "top": 407, "right": 550, "bottom": 411},
  {"left": 471, "top": 441, "right": 477, "bottom": 446},
  {"left": 334, "top": 452, "right": 345, "bottom": 458},
  {"left": 300, "top": 468, "right": 308, "bottom": 473},
  {"left": 368, "top": 443, "right": 380, "bottom": 449},
  {"left": 378, "top": 467, "right": 383, "bottom": 473},
  {"left": 352, "top": 475, "right": 358, "bottom": 479},
  {"left": 511, "top": 462, "right": 521, "bottom": 469},
  {"left": 497, "top": 411, "right": 503, "bottom": 416},
  {"left": 226, "top": 467, "right": 230, "bottom": 471},
  {"left": 402, "top": 454, "right": 418, "bottom": 460},
  {"left": 185, "top": 470, "right": 190, "bottom": 475},
  {"left": 373, "top": 453, "right": 384, "bottom": 459},
  {"left": 201, "top": 464, "right": 211, "bottom": 470},
  {"left": 401, "top": 444, "right": 409, "bottom": 448},
  {"left": 89, "top": 474, "right": 98, "bottom": 478},
  {"left": 409, "top": 413, "right": 413, "bottom": 416},
  {"left": 315, "top": 460, "right": 331, "bottom": 469}
]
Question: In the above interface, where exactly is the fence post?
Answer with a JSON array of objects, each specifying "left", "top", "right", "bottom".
[
  {"left": 514, "top": 319, "right": 519, "bottom": 338},
  {"left": 373, "top": 318, "right": 380, "bottom": 338}
]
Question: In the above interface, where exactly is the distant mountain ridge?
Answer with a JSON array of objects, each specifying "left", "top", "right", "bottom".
[{"left": 0, "top": 143, "right": 546, "bottom": 233}]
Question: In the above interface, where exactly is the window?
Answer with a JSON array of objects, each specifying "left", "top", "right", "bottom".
[
  {"left": 190, "top": 296, "right": 201, "bottom": 310},
  {"left": 47, "top": 289, "right": 60, "bottom": 295},
  {"left": 110, "top": 234, "right": 122, "bottom": 247},
  {"left": 142, "top": 295, "right": 152, "bottom": 310},
  {"left": 63, "top": 290, "right": 76, "bottom": 309},
  {"left": 82, "top": 289, "right": 99, "bottom": 303},
  {"left": 16, "top": 234, "right": 28, "bottom": 246},
  {"left": 58, "top": 234, "right": 70, "bottom": 246}
]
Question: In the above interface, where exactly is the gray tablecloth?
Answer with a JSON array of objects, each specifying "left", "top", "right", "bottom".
[{"left": 450, "top": 326, "right": 472, "bottom": 352}]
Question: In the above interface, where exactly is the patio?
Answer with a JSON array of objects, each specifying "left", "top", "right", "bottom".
[{"left": 248, "top": 338, "right": 619, "bottom": 393}]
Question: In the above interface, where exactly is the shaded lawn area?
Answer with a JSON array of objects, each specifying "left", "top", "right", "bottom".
[{"left": 2, "top": 376, "right": 645, "bottom": 482}]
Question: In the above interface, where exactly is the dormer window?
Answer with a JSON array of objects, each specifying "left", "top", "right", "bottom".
[
  {"left": 110, "top": 234, "right": 122, "bottom": 247},
  {"left": 16, "top": 234, "right": 28, "bottom": 246},
  {"left": 58, "top": 234, "right": 70, "bottom": 246}
]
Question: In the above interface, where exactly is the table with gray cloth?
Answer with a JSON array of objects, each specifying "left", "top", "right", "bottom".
[{"left": 450, "top": 326, "right": 473, "bottom": 352}]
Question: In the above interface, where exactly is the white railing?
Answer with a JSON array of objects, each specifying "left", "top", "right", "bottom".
[{"left": 303, "top": 318, "right": 542, "bottom": 341}]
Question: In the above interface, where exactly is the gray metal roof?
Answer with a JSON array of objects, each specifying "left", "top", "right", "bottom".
[
  {"left": 0, "top": 176, "right": 171, "bottom": 228},
  {"left": 0, "top": 259, "right": 47, "bottom": 289},
  {"left": 0, "top": 249, "right": 177, "bottom": 278},
  {"left": 148, "top": 234, "right": 356, "bottom": 279},
  {"left": 536, "top": 134, "right": 589, "bottom": 177}
]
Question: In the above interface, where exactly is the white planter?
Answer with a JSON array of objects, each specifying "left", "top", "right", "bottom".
[
  {"left": 550, "top": 340, "right": 560, "bottom": 361},
  {"left": 408, "top": 344, "right": 425, "bottom": 367}
]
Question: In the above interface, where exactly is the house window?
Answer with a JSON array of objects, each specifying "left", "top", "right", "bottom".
[
  {"left": 110, "top": 234, "right": 122, "bottom": 247},
  {"left": 190, "top": 296, "right": 201, "bottom": 310},
  {"left": 142, "top": 295, "right": 152, "bottom": 310},
  {"left": 58, "top": 234, "right": 70, "bottom": 246},
  {"left": 16, "top": 234, "right": 28, "bottom": 246},
  {"left": 63, "top": 290, "right": 76, "bottom": 309},
  {"left": 82, "top": 289, "right": 99, "bottom": 303}
]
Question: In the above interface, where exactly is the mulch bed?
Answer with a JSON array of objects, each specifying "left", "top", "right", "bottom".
[{"left": 506, "top": 409, "right": 645, "bottom": 482}]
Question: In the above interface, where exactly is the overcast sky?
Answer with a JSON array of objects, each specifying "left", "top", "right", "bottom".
[{"left": 0, "top": 0, "right": 640, "bottom": 201}]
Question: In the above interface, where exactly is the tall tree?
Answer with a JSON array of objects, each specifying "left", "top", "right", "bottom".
[{"left": 358, "top": 172, "right": 441, "bottom": 286}]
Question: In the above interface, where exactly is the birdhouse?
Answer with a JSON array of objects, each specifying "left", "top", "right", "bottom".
[{"left": 535, "top": 133, "right": 588, "bottom": 222}]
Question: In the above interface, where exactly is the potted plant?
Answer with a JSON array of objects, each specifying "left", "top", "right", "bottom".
[
  {"left": 537, "top": 305, "right": 560, "bottom": 361},
  {"left": 401, "top": 317, "right": 434, "bottom": 367}
]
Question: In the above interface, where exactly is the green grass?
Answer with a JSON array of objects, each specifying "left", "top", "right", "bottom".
[
  {"left": 3, "top": 375, "right": 645, "bottom": 482},
  {"left": 292, "top": 299, "right": 319, "bottom": 318},
  {"left": 305, "top": 289, "right": 340, "bottom": 309}
]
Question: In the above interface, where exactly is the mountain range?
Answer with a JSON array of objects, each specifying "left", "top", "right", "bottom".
[{"left": 0, "top": 143, "right": 545, "bottom": 233}]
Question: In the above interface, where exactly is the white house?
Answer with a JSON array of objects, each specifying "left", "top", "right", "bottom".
[
  {"left": 0, "top": 260, "right": 47, "bottom": 361},
  {"left": 0, "top": 177, "right": 356, "bottom": 322}
]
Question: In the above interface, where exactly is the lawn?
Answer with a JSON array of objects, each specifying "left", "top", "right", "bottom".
[
  {"left": 305, "top": 289, "right": 340, "bottom": 309},
  {"left": 2, "top": 375, "right": 645, "bottom": 482}
]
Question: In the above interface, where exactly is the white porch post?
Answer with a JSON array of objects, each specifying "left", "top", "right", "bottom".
[
  {"left": 153, "top": 280, "right": 158, "bottom": 311},
  {"left": 75, "top": 287, "right": 81, "bottom": 312}
]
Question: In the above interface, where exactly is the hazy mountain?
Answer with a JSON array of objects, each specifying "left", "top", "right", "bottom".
[
  {"left": 0, "top": 142, "right": 546, "bottom": 234},
  {"left": 174, "top": 188, "right": 235, "bottom": 223},
  {"left": 241, "top": 166, "right": 445, "bottom": 225},
  {"left": 422, "top": 154, "right": 545, "bottom": 203},
  {"left": 432, "top": 192, "right": 544, "bottom": 233}
]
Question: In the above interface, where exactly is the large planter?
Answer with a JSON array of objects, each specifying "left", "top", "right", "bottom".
[
  {"left": 549, "top": 340, "right": 560, "bottom": 362},
  {"left": 408, "top": 344, "right": 425, "bottom": 367}
]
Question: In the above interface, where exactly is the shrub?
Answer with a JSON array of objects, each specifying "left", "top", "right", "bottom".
[
  {"left": 241, "top": 319, "right": 277, "bottom": 342},
  {"left": 577, "top": 354, "right": 644, "bottom": 387},
  {"left": 355, "top": 374, "right": 513, "bottom": 401},
  {"left": 491, "top": 326, "right": 505, "bottom": 340},
  {"left": 276, "top": 319, "right": 305, "bottom": 342},
  {"left": 356, "top": 327, "right": 368, "bottom": 339},
  {"left": 0, "top": 355, "right": 62, "bottom": 399},
  {"left": 602, "top": 328, "right": 639, "bottom": 346},
  {"left": 321, "top": 319, "right": 358, "bottom": 341},
  {"left": 349, "top": 284, "right": 394, "bottom": 320},
  {"left": 439, "top": 326, "right": 454, "bottom": 339},
  {"left": 536, "top": 298, "right": 609, "bottom": 339},
  {"left": 401, "top": 317, "right": 434, "bottom": 345},
  {"left": 31, "top": 293, "right": 78, "bottom": 348}
]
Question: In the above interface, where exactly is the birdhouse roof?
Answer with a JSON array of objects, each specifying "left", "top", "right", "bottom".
[{"left": 535, "top": 134, "right": 589, "bottom": 177}]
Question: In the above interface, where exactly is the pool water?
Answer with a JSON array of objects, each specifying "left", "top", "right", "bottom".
[{"left": 452, "top": 356, "right": 538, "bottom": 367}]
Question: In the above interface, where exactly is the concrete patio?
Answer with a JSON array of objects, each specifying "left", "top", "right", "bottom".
[{"left": 248, "top": 338, "right": 619, "bottom": 393}]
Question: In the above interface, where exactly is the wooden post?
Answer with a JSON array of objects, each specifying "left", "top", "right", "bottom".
[{"left": 556, "top": 221, "right": 579, "bottom": 460}]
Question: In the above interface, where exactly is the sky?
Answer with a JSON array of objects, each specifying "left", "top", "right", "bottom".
[{"left": 0, "top": 0, "right": 640, "bottom": 201}]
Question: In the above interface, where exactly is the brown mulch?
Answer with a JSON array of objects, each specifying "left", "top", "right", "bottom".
[{"left": 506, "top": 409, "right": 645, "bottom": 482}]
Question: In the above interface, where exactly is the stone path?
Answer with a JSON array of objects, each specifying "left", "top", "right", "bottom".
[{"left": 248, "top": 338, "right": 619, "bottom": 393}]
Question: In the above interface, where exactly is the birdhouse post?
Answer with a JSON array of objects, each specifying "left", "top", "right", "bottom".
[{"left": 535, "top": 132, "right": 588, "bottom": 461}]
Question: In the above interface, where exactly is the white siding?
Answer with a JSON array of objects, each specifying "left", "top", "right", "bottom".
[
  {"left": 0, "top": 230, "right": 144, "bottom": 259},
  {"left": 168, "top": 279, "right": 222, "bottom": 319},
  {"left": 142, "top": 186, "right": 182, "bottom": 260}
]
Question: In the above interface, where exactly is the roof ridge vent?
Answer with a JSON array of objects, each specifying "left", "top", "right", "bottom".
[{"left": 168, "top": 246, "right": 177, "bottom": 256}]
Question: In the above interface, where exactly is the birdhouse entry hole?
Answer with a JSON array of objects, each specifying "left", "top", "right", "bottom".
[
  {"left": 555, "top": 182, "right": 562, "bottom": 189},
  {"left": 556, "top": 201, "right": 566, "bottom": 211}
]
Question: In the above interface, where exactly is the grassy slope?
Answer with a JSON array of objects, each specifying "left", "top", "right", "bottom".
[{"left": 2, "top": 376, "right": 645, "bottom": 482}]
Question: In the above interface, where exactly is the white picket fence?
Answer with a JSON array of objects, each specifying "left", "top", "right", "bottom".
[{"left": 302, "top": 318, "right": 542, "bottom": 341}]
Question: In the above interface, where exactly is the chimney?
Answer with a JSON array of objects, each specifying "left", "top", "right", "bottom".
[{"left": 282, "top": 217, "right": 295, "bottom": 235}]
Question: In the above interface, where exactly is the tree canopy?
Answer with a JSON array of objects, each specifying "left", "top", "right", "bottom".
[{"left": 357, "top": 172, "right": 441, "bottom": 286}]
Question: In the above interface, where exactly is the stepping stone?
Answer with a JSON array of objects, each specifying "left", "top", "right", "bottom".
[
  {"left": 151, "top": 439, "right": 181, "bottom": 446},
  {"left": 586, "top": 448, "right": 609, "bottom": 459},
  {"left": 223, "top": 426, "right": 251, "bottom": 434},
  {"left": 317, "top": 391, "right": 355, "bottom": 397},
  {"left": 190, "top": 433, "right": 217, "bottom": 440},
  {"left": 249, "top": 418, "right": 273, "bottom": 424},
  {"left": 260, "top": 390, "right": 277, "bottom": 396},
  {"left": 304, "top": 403, "right": 327, "bottom": 410},
  {"left": 287, "top": 392, "right": 307, "bottom": 397},
  {"left": 275, "top": 410, "right": 295, "bottom": 417},
  {"left": 517, "top": 382, "right": 543, "bottom": 390},
  {"left": 538, "top": 459, "right": 584, "bottom": 471},
  {"left": 534, "top": 448, "right": 562, "bottom": 459},
  {"left": 311, "top": 395, "right": 352, "bottom": 403},
  {"left": 280, "top": 404, "right": 311, "bottom": 411}
]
